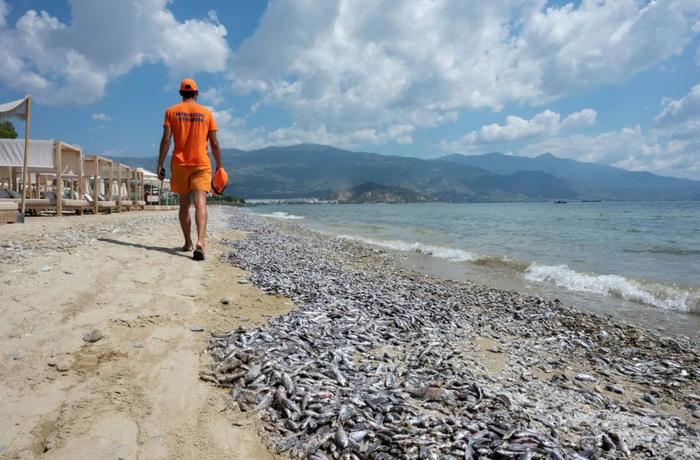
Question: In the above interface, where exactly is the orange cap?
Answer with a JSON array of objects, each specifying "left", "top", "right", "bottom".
[
  {"left": 211, "top": 167, "right": 229, "bottom": 196},
  {"left": 179, "top": 78, "right": 198, "bottom": 92}
]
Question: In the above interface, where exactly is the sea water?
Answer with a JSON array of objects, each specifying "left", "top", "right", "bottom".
[{"left": 249, "top": 202, "right": 700, "bottom": 336}]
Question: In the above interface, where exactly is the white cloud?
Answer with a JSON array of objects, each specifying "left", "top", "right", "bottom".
[
  {"left": 231, "top": 0, "right": 700, "bottom": 145},
  {"left": 441, "top": 108, "right": 596, "bottom": 152},
  {"left": 91, "top": 112, "right": 110, "bottom": 121},
  {"left": 0, "top": 0, "right": 230, "bottom": 105},
  {"left": 653, "top": 83, "right": 700, "bottom": 138},
  {"left": 212, "top": 107, "right": 415, "bottom": 151},
  {"left": 519, "top": 126, "right": 655, "bottom": 164},
  {"left": 560, "top": 108, "right": 597, "bottom": 130},
  {"left": 200, "top": 87, "right": 224, "bottom": 106},
  {"left": 518, "top": 85, "right": 700, "bottom": 179},
  {"left": 0, "top": 0, "right": 9, "bottom": 27}
]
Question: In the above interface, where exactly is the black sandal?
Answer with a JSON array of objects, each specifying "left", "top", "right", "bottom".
[{"left": 193, "top": 248, "right": 205, "bottom": 261}]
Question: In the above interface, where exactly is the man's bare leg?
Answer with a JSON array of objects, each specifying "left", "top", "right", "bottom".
[
  {"left": 193, "top": 190, "right": 208, "bottom": 252},
  {"left": 178, "top": 193, "right": 194, "bottom": 251}
]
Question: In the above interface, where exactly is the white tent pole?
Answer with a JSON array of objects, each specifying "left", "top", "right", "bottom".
[{"left": 20, "top": 96, "right": 31, "bottom": 217}]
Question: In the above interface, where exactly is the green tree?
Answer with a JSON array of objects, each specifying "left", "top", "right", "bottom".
[{"left": 0, "top": 121, "right": 18, "bottom": 139}]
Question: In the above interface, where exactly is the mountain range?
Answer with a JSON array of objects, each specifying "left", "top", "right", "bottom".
[{"left": 110, "top": 144, "right": 700, "bottom": 202}]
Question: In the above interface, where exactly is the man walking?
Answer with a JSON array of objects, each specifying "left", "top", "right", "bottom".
[{"left": 157, "top": 78, "right": 222, "bottom": 261}]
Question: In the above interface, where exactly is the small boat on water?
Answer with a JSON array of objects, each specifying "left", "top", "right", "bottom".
[{"left": 554, "top": 200, "right": 567, "bottom": 204}]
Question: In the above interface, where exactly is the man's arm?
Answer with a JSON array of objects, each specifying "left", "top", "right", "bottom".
[
  {"left": 209, "top": 131, "right": 222, "bottom": 169},
  {"left": 157, "top": 126, "right": 172, "bottom": 180}
]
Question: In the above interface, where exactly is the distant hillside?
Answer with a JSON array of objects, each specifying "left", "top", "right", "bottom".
[
  {"left": 109, "top": 143, "right": 700, "bottom": 202},
  {"left": 218, "top": 144, "right": 488, "bottom": 201},
  {"left": 439, "top": 152, "right": 700, "bottom": 201},
  {"left": 335, "top": 182, "right": 435, "bottom": 203}
]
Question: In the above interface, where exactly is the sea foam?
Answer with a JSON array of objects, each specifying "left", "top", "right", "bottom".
[
  {"left": 524, "top": 263, "right": 697, "bottom": 313},
  {"left": 337, "top": 233, "right": 698, "bottom": 314},
  {"left": 337, "top": 235, "right": 478, "bottom": 262},
  {"left": 254, "top": 211, "right": 305, "bottom": 220}
]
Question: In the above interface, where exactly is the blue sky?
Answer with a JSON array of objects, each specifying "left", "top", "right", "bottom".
[{"left": 1, "top": 0, "right": 699, "bottom": 179}]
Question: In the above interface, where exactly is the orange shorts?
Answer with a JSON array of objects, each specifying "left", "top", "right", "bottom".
[{"left": 170, "top": 162, "right": 211, "bottom": 194}]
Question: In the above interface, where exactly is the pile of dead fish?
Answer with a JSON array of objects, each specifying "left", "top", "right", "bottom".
[{"left": 208, "top": 210, "right": 700, "bottom": 459}]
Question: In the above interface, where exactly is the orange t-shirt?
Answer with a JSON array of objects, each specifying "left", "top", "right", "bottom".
[{"left": 163, "top": 100, "right": 218, "bottom": 166}]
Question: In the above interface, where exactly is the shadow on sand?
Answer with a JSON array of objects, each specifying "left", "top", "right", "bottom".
[{"left": 98, "top": 238, "right": 192, "bottom": 259}]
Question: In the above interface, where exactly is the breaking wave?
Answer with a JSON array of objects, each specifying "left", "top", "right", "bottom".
[
  {"left": 335, "top": 234, "right": 699, "bottom": 314},
  {"left": 336, "top": 234, "right": 527, "bottom": 270},
  {"left": 254, "top": 211, "right": 305, "bottom": 220},
  {"left": 524, "top": 264, "right": 699, "bottom": 313},
  {"left": 337, "top": 235, "right": 478, "bottom": 262}
]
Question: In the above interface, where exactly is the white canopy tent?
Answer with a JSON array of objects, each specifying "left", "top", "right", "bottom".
[
  {"left": 0, "top": 138, "right": 87, "bottom": 216},
  {"left": 0, "top": 97, "right": 30, "bottom": 217},
  {"left": 0, "top": 139, "right": 65, "bottom": 172},
  {"left": 137, "top": 167, "right": 171, "bottom": 205}
]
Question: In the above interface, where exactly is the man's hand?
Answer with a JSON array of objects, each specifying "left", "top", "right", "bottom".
[{"left": 158, "top": 126, "right": 172, "bottom": 179}]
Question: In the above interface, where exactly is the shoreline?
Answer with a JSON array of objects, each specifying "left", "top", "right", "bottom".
[
  {"left": 388, "top": 248, "right": 700, "bottom": 338},
  {"left": 246, "top": 204, "right": 700, "bottom": 337},
  {"left": 213, "top": 209, "right": 700, "bottom": 459}
]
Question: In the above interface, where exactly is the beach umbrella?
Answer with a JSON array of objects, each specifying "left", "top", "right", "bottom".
[
  {"left": 120, "top": 182, "right": 127, "bottom": 199},
  {"left": 84, "top": 178, "right": 93, "bottom": 197},
  {"left": 99, "top": 178, "right": 105, "bottom": 196},
  {"left": 0, "top": 96, "right": 30, "bottom": 217}
]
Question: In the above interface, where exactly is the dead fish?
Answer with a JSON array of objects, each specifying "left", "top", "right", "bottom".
[
  {"left": 244, "top": 364, "right": 261, "bottom": 384},
  {"left": 349, "top": 430, "right": 368, "bottom": 442},
  {"left": 255, "top": 392, "right": 274, "bottom": 412},
  {"left": 332, "top": 366, "right": 347, "bottom": 386},
  {"left": 281, "top": 372, "right": 295, "bottom": 395},
  {"left": 334, "top": 423, "right": 349, "bottom": 449}
]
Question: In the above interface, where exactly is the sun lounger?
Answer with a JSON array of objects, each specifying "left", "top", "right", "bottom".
[
  {"left": 62, "top": 198, "right": 89, "bottom": 209},
  {"left": 97, "top": 200, "right": 116, "bottom": 210},
  {"left": 118, "top": 199, "right": 133, "bottom": 210},
  {"left": 20, "top": 192, "right": 88, "bottom": 215}
]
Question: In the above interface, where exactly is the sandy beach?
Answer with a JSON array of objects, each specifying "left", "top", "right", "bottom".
[
  {"left": 0, "top": 208, "right": 291, "bottom": 459},
  {"left": 2, "top": 207, "right": 699, "bottom": 459}
]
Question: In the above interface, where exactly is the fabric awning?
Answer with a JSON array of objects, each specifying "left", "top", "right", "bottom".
[
  {"left": 0, "top": 139, "right": 81, "bottom": 176},
  {"left": 0, "top": 139, "right": 54, "bottom": 170},
  {"left": 0, "top": 98, "right": 28, "bottom": 121}
]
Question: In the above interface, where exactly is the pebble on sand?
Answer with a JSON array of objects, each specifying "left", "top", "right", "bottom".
[
  {"left": 133, "top": 341, "right": 144, "bottom": 348},
  {"left": 189, "top": 324, "right": 204, "bottom": 332},
  {"left": 39, "top": 265, "right": 53, "bottom": 272},
  {"left": 83, "top": 329, "right": 103, "bottom": 343},
  {"left": 221, "top": 297, "right": 231, "bottom": 305}
]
